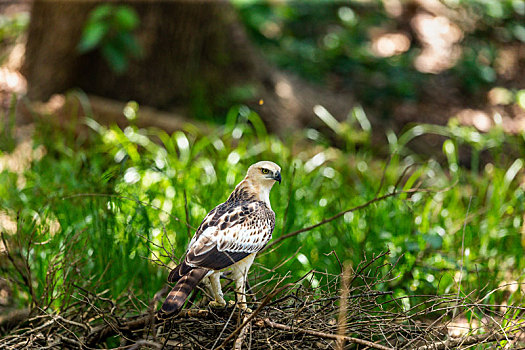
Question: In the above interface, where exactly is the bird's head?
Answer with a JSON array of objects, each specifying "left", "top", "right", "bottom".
[
  {"left": 232, "top": 161, "right": 281, "bottom": 208},
  {"left": 246, "top": 161, "right": 281, "bottom": 186}
]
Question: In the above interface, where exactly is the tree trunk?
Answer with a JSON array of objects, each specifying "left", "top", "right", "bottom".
[
  {"left": 22, "top": 1, "right": 94, "bottom": 102},
  {"left": 22, "top": 1, "right": 357, "bottom": 133}
]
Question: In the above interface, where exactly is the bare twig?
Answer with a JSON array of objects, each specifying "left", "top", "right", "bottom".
[
  {"left": 215, "top": 282, "right": 295, "bottom": 350},
  {"left": 2, "top": 243, "right": 522, "bottom": 350},
  {"left": 233, "top": 314, "right": 251, "bottom": 350},
  {"left": 259, "top": 318, "right": 393, "bottom": 350},
  {"left": 335, "top": 262, "right": 351, "bottom": 350},
  {"left": 85, "top": 309, "right": 210, "bottom": 347},
  {"left": 265, "top": 185, "right": 451, "bottom": 251},
  {"left": 1, "top": 230, "right": 38, "bottom": 308},
  {"left": 415, "top": 332, "right": 514, "bottom": 350}
]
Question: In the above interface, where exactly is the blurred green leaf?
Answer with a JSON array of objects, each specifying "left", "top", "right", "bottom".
[
  {"left": 516, "top": 89, "right": 525, "bottom": 109},
  {"left": 90, "top": 4, "right": 113, "bottom": 22},
  {"left": 101, "top": 43, "right": 128, "bottom": 73},
  {"left": 77, "top": 4, "right": 141, "bottom": 73},
  {"left": 114, "top": 6, "right": 140, "bottom": 31},
  {"left": 0, "top": 12, "right": 29, "bottom": 44},
  {"left": 77, "top": 22, "right": 109, "bottom": 52}
]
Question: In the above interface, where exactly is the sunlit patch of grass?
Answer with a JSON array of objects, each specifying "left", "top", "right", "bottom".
[{"left": 1, "top": 103, "right": 524, "bottom": 315}]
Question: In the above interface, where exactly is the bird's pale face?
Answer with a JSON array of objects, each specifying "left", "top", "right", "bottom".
[{"left": 246, "top": 161, "right": 281, "bottom": 185}]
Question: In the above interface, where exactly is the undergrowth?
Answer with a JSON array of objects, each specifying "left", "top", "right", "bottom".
[{"left": 1, "top": 99, "right": 524, "bottom": 321}]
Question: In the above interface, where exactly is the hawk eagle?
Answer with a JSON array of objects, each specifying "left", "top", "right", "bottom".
[{"left": 159, "top": 161, "right": 281, "bottom": 318}]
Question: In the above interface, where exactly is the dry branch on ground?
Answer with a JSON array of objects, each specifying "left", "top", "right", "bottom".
[{"left": 1, "top": 249, "right": 523, "bottom": 349}]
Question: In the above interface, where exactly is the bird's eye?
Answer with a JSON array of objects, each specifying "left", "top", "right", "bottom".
[{"left": 261, "top": 168, "right": 269, "bottom": 174}]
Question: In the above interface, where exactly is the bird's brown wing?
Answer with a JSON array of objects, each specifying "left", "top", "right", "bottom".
[{"left": 182, "top": 200, "right": 275, "bottom": 273}]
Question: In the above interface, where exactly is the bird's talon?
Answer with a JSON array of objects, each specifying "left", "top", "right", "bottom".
[
  {"left": 237, "top": 304, "right": 252, "bottom": 312},
  {"left": 229, "top": 300, "right": 252, "bottom": 312},
  {"left": 208, "top": 300, "right": 227, "bottom": 308}
]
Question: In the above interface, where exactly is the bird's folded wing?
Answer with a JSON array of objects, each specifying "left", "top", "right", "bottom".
[{"left": 184, "top": 202, "right": 275, "bottom": 271}]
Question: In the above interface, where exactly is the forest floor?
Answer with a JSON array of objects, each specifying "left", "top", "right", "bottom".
[{"left": 2, "top": 251, "right": 524, "bottom": 349}]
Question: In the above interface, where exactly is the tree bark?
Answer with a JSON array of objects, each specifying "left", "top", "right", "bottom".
[
  {"left": 22, "top": 1, "right": 358, "bottom": 133},
  {"left": 22, "top": 1, "right": 94, "bottom": 102}
]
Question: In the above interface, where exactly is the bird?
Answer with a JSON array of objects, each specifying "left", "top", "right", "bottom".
[{"left": 158, "top": 161, "right": 281, "bottom": 318}]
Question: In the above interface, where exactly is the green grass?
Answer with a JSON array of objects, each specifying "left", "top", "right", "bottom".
[{"left": 1, "top": 103, "right": 524, "bottom": 315}]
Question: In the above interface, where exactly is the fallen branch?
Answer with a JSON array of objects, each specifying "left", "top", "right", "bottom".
[
  {"left": 258, "top": 318, "right": 394, "bottom": 350},
  {"left": 415, "top": 332, "right": 515, "bottom": 350},
  {"left": 233, "top": 314, "right": 251, "bottom": 350},
  {"left": 3, "top": 249, "right": 523, "bottom": 349},
  {"left": 85, "top": 309, "right": 209, "bottom": 347}
]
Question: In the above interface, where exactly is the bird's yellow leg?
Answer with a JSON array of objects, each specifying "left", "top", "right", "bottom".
[
  {"left": 207, "top": 272, "right": 226, "bottom": 308},
  {"left": 230, "top": 254, "right": 256, "bottom": 312}
]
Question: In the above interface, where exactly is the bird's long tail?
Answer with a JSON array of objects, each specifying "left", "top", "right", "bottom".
[
  {"left": 168, "top": 264, "right": 182, "bottom": 282},
  {"left": 158, "top": 267, "right": 208, "bottom": 319}
]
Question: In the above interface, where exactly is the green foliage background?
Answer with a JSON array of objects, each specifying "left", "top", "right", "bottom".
[
  {"left": 237, "top": 0, "right": 525, "bottom": 112},
  {"left": 2, "top": 100, "right": 524, "bottom": 314}
]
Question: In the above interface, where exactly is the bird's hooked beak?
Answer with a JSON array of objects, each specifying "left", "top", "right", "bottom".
[{"left": 273, "top": 171, "right": 281, "bottom": 184}]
